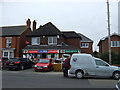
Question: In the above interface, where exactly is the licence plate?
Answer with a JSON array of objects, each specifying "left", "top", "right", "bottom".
[
  {"left": 38, "top": 67, "right": 42, "bottom": 69},
  {"left": 9, "top": 64, "right": 14, "bottom": 65}
]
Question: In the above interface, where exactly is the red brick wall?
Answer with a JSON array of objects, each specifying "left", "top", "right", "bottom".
[
  {"left": 99, "top": 35, "right": 120, "bottom": 54},
  {"left": 80, "top": 42, "right": 93, "bottom": 55},
  {"left": 1, "top": 28, "right": 31, "bottom": 58},
  {"left": 66, "top": 38, "right": 80, "bottom": 49}
]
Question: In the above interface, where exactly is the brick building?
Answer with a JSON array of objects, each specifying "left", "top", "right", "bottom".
[
  {"left": 0, "top": 19, "right": 31, "bottom": 58},
  {"left": 98, "top": 33, "right": 120, "bottom": 54},
  {"left": 23, "top": 21, "right": 93, "bottom": 59},
  {"left": 78, "top": 33, "right": 93, "bottom": 55}
]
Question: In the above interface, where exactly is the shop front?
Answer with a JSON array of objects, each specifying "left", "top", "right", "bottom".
[{"left": 22, "top": 49, "right": 80, "bottom": 61}]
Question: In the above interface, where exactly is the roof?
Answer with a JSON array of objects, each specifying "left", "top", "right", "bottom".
[
  {"left": 62, "top": 31, "right": 82, "bottom": 39},
  {"left": 97, "top": 33, "right": 120, "bottom": 46},
  {"left": 27, "top": 22, "right": 61, "bottom": 37},
  {"left": 77, "top": 33, "right": 93, "bottom": 42},
  {"left": 23, "top": 44, "right": 79, "bottom": 50},
  {"left": 0, "top": 25, "right": 26, "bottom": 36}
]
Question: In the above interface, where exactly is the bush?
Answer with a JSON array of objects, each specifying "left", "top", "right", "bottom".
[{"left": 99, "top": 52, "right": 120, "bottom": 64}]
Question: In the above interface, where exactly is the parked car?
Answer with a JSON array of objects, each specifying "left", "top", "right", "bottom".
[
  {"left": 69, "top": 53, "right": 120, "bottom": 79},
  {"left": 34, "top": 58, "right": 53, "bottom": 72},
  {"left": 6, "top": 58, "right": 34, "bottom": 70}
]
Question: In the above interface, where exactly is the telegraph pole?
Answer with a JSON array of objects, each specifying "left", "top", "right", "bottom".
[{"left": 107, "top": 0, "right": 112, "bottom": 64}]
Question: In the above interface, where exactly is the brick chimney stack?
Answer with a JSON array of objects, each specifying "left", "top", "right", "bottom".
[
  {"left": 33, "top": 20, "right": 36, "bottom": 30},
  {"left": 26, "top": 18, "right": 31, "bottom": 29}
]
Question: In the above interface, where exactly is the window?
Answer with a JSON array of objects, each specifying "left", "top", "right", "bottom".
[
  {"left": 95, "top": 59, "right": 109, "bottom": 66},
  {"left": 4, "top": 52, "right": 8, "bottom": 57},
  {"left": 32, "top": 37, "right": 40, "bottom": 45},
  {"left": 80, "top": 43, "right": 89, "bottom": 48},
  {"left": 111, "top": 41, "right": 120, "bottom": 47},
  {"left": 6, "top": 38, "right": 12, "bottom": 48},
  {"left": 48, "top": 37, "right": 57, "bottom": 45}
]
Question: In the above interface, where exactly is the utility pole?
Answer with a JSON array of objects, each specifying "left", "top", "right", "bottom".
[{"left": 107, "top": 0, "right": 112, "bottom": 64}]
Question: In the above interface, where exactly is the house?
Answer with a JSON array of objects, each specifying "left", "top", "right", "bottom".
[
  {"left": 23, "top": 21, "right": 94, "bottom": 60},
  {"left": 23, "top": 22, "right": 82, "bottom": 59},
  {"left": 98, "top": 33, "right": 120, "bottom": 54},
  {"left": 0, "top": 19, "right": 32, "bottom": 59},
  {"left": 78, "top": 33, "right": 93, "bottom": 55}
]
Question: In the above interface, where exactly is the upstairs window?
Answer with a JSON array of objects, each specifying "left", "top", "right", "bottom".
[
  {"left": 6, "top": 37, "right": 12, "bottom": 48},
  {"left": 48, "top": 37, "right": 57, "bottom": 45},
  {"left": 111, "top": 41, "right": 120, "bottom": 47},
  {"left": 32, "top": 37, "right": 40, "bottom": 45},
  {"left": 80, "top": 43, "right": 89, "bottom": 48}
]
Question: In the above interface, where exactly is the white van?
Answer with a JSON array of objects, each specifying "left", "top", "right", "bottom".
[{"left": 69, "top": 53, "right": 120, "bottom": 79}]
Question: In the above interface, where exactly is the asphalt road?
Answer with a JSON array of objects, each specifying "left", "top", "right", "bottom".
[{"left": 2, "top": 68, "right": 118, "bottom": 89}]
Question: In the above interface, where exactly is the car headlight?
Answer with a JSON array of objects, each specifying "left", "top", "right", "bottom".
[
  {"left": 43, "top": 66, "right": 47, "bottom": 68},
  {"left": 34, "top": 65, "right": 37, "bottom": 67}
]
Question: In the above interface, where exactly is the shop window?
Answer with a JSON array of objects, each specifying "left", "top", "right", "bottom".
[
  {"left": 48, "top": 37, "right": 57, "bottom": 45},
  {"left": 32, "top": 37, "right": 40, "bottom": 45},
  {"left": 80, "top": 43, "right": 89, "bottom": 48},
  {"left": 111, "top": 41, "right": 120, "bottom": 47},
  {"left": 6, "top": 37, "right": 12, "bottom": 48}
]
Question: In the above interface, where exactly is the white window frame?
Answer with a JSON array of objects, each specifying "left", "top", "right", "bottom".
[
  {"left": 111, "top": 41, "right": 120, "bottom": 47},
  {"left": 31, "top": 37, "right": 40, "bottom": 45},
  {"left": 2, "top": 50, "right": 14, "bottom": 59},
  {"left": 6, "top": 37, "right": 12, "bottom": 48},
  {"left": 80, "top": 43, "right": 89, "bottom": 48},
  {"left": 48, "top": 37, "right": 57, "bottom": 45}
]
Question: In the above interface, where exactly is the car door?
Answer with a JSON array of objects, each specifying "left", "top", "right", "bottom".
[
  {"left": 20, "top": 58, "right": 28, "bottom": 69},
  {"left": 95, "top": 59, "right": 113, "bottom": 77}
]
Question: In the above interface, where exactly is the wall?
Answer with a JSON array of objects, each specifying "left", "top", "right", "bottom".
[{"left": 99, "top": 35, "right": 120, "bottom": 54}]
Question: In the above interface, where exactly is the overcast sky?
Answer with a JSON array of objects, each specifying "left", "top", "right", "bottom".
[{"left": 0, "top": 0, "right": 119, "bottom": 52}]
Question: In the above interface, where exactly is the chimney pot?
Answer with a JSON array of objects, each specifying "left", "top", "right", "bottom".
[
  {"left": 33, "top": 20, "right": 37, "bottom": 30},
  {"left": 26, "top": 18, "right": 31, "bottom": 29}
]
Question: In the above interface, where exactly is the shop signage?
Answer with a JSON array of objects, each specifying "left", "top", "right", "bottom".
[
  {"left": 22, "top": 50, "right": 28, "bottom": 53},
  {"left": 38, "top": 50, "right": 48, "bottom": 53},
  {"left": 24, "top": 50, "right": 59, "bottom": 53},
  {"left": 28, "top": 50, "right": 38, "bottom": 53},
  {"left": 60, "top": 50, "right": 78, "bottom": 53},
  {"left": 47, "top": 50, "right": 59, "bottom": 53}
]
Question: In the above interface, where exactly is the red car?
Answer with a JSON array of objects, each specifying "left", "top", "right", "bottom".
[{"left": 34, "top": 58, "right": 53, "bottom": 72}]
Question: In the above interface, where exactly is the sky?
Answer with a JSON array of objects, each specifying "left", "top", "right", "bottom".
[{"left": 0, "top": 0, "right": 119, "bottom": 52}]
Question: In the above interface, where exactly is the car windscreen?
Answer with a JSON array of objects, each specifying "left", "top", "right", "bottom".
[
  {"left": 38, "top": 59, "right": 50, "bottom": 63},
  {"left": 8, "top": 58, "right": 19, "bottom": 62}
]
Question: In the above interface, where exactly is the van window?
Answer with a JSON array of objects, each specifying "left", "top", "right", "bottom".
[{"left": 95, "top": 59, "right": 109, "bottom": 66}]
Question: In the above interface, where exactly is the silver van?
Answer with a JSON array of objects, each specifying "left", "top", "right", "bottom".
[{"left": 69, "top": 53, "right": 120, "bottom": 79}]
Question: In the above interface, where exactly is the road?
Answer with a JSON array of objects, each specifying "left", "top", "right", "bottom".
[{"left": 2, "top": 68, "right": 118, "bottom": 89}]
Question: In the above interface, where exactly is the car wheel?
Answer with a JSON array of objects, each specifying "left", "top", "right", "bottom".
[
  {"left": 75, "top": 71, "right": 83, "bottom": 79},
  {"left": 35, "top": 70, "right": 38, "bottom": 72},
  {"left": 21, "top": 65, "right": 24, "bottom": 70},
  {"left": 113, "top": 72, "right": 120, "bottom": 80}
]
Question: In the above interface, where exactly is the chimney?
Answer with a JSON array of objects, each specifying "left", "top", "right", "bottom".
[
  {"left": 26, "top": 18, "right": 31, "bottom": 29},
  {"left": 33, "top": 20, "right": 37, "bottom": 30}
]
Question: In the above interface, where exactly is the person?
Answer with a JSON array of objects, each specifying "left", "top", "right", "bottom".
[{"left": 62, "top": 57, "right": 71, "bottom": 77}]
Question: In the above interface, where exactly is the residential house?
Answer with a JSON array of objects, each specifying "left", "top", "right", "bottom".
[
  {"left": 98, "top": 33, "right": 120, "bottom": 55},
  {"left": 78, "top": 33, "right": 93, "bottom": 55},
  {"left": 0, "top": 19, "right": 32, "bottom": 59},
  {"left": 23, "top": 21, "right": 93, "bottom": 60},
  {"left": 23, "top": 22, "right": 82, "bottom": 59}
]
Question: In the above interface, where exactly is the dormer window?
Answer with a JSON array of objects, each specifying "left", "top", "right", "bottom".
[
  {"left": 48, "top": 37, "right": 57, "bottom": 45},
  {"left": 32, "top": 37, "right": 40, "bottom": 45}
]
